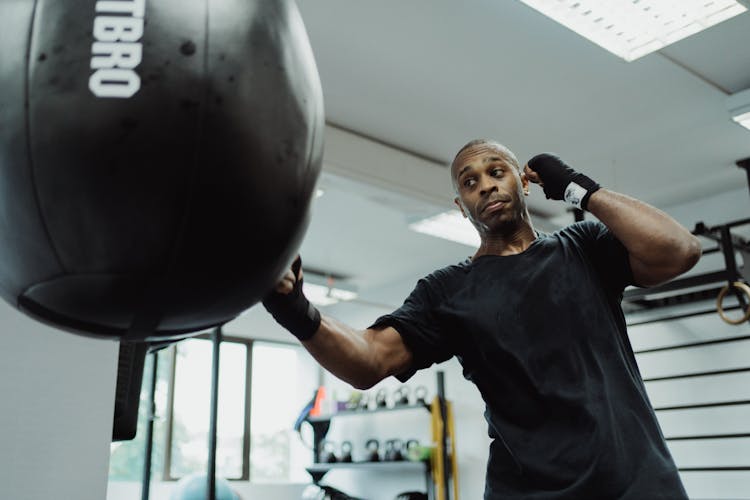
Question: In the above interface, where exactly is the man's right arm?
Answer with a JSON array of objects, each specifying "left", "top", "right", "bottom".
[
  {"left": 302, "top": 317, "right": 413, "bottom": 390},
  {"left": 262, "top": 256, "right": 413, "bottom": 389}
]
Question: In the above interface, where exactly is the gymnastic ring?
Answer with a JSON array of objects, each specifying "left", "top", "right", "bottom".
[{"left": 716, "top": 281, "right": 750, "bottom": 325}]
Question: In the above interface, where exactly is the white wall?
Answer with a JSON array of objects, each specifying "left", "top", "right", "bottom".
[
  {"left": 0, "top": 299, "right": 118, "bottom": 500},
  {"left": 629, "top": 298, "right": 750, "bottom": 500}
]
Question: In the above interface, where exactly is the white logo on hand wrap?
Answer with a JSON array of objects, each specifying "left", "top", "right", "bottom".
[
  {"left": 564, "top": 181, "right": 588, "bottom": 209},
  {"left": 89, "top": 0, "right": 146, "bottom": 98}
]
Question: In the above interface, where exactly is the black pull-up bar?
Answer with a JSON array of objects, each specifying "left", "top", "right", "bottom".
[{"left": 737, "top": 158, "right": 750, "bottom": 198}]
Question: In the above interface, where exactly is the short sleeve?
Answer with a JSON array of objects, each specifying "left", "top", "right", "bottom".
[
  {"left": 573, "top": 221, "right": 635, "bottom": 294},
  {"left": 369, "top": 274, "right": 454, "bottom": 382}
]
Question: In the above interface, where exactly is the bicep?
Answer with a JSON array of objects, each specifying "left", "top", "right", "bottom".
[{"left": 365, "top": 325, "right": 414, "bottom": 380}]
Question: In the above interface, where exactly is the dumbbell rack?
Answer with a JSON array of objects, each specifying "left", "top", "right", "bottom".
[{"left": 304, "top": 371, "right": 457, "bottom": 500}]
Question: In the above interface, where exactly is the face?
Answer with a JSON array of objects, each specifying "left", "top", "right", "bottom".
[{"left": 452, "top": 143, "right": 529, "bottom": 235}]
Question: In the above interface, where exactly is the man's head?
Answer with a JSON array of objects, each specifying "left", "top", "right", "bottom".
[{"left": 451, "top": 139, "right": 531, "bottom": 236}]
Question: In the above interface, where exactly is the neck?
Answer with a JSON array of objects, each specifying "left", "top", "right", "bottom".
[{"left": 473, "top": 220, "right": 537, "bottom": 259}]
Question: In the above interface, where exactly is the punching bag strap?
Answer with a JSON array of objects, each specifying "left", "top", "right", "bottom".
[{"left": 122, "top": 281, "right": 166, "bottom": 340}]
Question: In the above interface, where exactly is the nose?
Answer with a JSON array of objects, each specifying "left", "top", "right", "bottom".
[{"left": 478, "top": 174, "right": 498, "bottom": 197}]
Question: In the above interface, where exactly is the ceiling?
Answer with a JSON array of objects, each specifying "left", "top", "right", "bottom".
[
  {"left": 231, "top": 1, "right": 750, "bottom": 338},
  {"left": 296, "top": 0, "right": 750, "bottom": 204}
]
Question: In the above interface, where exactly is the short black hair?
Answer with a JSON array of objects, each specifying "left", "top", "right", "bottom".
[
  {"left": 452, "top": 139, "right": 520, "bottom": 171},
  {"left": 450, "top": 139, "right": 521, "bottom": 194}
]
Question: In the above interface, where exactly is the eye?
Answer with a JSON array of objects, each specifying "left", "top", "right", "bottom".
[
  {"left": 463, "top": 178, "right": 476, "bottom": 188},
  {"left": 491, "top": 168, "right": 503, "bottom": 177}
]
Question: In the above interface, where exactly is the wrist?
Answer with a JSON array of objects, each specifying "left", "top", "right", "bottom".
[
  {"left": 262, "top": 288, "right": 321, "bottom": 341},
  {"left": 564, "top": 176, "right": 600, "bottom": 210}
]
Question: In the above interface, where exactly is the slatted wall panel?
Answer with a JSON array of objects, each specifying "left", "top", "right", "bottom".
[{"left": 628, "top": 301, "right": 750, "bottom": 499}]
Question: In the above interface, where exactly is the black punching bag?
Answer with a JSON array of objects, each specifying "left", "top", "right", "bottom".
[{"left": 0, "top": 0, "right": 324, "bottom": 340}]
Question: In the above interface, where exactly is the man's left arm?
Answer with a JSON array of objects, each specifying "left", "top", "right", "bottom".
[
  {"left": 585, "top": 189, "right": 702, "bottom": 287},
  {"left": 524, "top": 153, "right": 702, "bottom": 287}
]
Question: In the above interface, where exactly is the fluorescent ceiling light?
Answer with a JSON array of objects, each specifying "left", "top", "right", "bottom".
[
  {"left": 517, "top": 0, "right": 748, "bottom": 62},
  {"left": 727, "top": 88, "right": 750, "bottom": 131},
  {"left": 409, "top": 210, "right": 480, "bottom": 248},
  {"left": 302, "top": 282, "right": 357, "bottom": 307},
  {"left": 733, "top": 112, "right": 750, "bottom": 130}
]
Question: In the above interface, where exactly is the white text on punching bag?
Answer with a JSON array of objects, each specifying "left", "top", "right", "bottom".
[{"left": 89, "top": 0, "right": 146, "bottom": 98}]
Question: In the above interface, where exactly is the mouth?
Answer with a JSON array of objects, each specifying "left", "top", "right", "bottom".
[{"left": 481, "top": 199, "right": 509, "bottom": 214}]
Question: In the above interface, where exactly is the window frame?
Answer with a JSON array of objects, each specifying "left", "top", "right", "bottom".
[{"left": 159, "top": 333, "right": 315, "bottom": 483}]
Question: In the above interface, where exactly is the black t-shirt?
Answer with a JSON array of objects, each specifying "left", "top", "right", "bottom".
[{"left": 370, "top": 221, "right": 687, "bottom": 499}]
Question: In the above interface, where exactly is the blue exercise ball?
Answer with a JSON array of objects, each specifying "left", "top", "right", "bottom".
[{"left": 170, "top": 474, "right": 240, "bottom": 500}]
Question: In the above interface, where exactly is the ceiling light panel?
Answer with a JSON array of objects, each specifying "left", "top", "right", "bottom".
[
  {"left": 727, "top": 88, "right": 750, "bottom": 131},
  {"left": 409, "top": 210, "right": 480, "bottom": 248},
  {"left": 733, "top": 111, "right": 750, "bottom": 130},
  {"left": 518, "top": 0, "right": 748, "bottom": 61}
]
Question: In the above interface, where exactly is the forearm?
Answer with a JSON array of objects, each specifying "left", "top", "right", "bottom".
[
  {"left": 586, "top": 189, "right": 701, "bottom": 280},
  {"left": 301, "top": 315, "right": 385, "bottom": 390}
]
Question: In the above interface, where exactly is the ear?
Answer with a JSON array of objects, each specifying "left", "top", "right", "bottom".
[
  {"left": 454, "top": 197, "right": 467, "bottom": 218},
  {"left": 520, "top": 169, "right": 530, "bottom": 196}
]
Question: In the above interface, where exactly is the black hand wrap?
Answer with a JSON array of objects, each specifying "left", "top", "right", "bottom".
[
  {"left": 527, "top": 153, "right": 601, "bottom": 210},
  {"left": 262, "top": 256, "right": 321, "bottom": 341}
]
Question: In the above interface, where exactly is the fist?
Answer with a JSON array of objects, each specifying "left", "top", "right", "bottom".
[
  {"left": 274, "top": 256, "right": 302, "bottom": 295},
  {"left": 523, "top": 164, "right": 543, "bottom": 186},
  {"left": 525, "top": 153, "right": 571, "bottom": 200},
  {"left": 524, "top": 153, "right": 600, "bottom": 209}
]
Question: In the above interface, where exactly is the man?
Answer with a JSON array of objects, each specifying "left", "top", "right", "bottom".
[{"left": 263, "top": 139, "right": 702, "bottom": 499}]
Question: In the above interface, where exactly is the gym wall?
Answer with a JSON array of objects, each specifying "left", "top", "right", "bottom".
[{"left": 0, "top": 299, "right": 118, "bottom": 500}]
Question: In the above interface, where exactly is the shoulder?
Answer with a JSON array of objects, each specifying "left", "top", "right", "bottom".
[
  {"left": 427, "top": 261, "right": 469, "bottom": 280},
  {"left": 414, "top": 262, "right": 468, "bottom": 296},
  {"left": 549, "top": 220, "right": 610, "bottom": 246}
]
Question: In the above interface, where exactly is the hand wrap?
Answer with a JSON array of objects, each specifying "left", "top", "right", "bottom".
[
  {"left": 262, "top": 256, "right": 321, "bottom": 341},
  {"left": 527, "top": 153, "right": 600, "bottom": 210}
]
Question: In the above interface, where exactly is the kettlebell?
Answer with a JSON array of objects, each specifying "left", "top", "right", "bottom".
[
  {"left": 394, "top": 385, "right": 411, "bottom": 406},
  {"left": 365, "top": 438, "right": 380, "bottom": 462},
  {"left": 384, "top": 439, "right": 404, "bottom": 461},
  {"left": 318, "top": 440, "right": 338, "bottom": 464},
  {"left": 340, "top": 440, "right": 353, "bottom": 463},
  {"left": 405, "top": 439, "right": 432, "bottom": 462},
  {"left": 358, "top": 392, "right": 370, "bottom": 411},
  {"left": 414, "top": 386, "right": 428, "bottom": 405},
  {"left": 375, "top": 388, "right": 388, "bottom": 408},
  {"left": 345, "top": 391, "right": 362, "bottom": 411}
]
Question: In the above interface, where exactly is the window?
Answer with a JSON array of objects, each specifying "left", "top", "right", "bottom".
[
  {"left": 108, "top": 333, "right": 320, "bottom": 491},
  {"left": 249, "top": 342, "right": 320, "bottom": 483},
  {"left": 167, "top": 338, "right": 248, "bottom": 479}
]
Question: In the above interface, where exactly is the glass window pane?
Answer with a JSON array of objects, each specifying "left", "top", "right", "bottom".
[
  {"left": 217, "top": 341, "right": 247, "bottom": 477},
  {"left": 250, "top": 342, "right": 319, "bottom": 483},
  {"left": 108, "top": 347, "right": 170, "bottom": 483},
  {"left": 169, "top": 338, "right": 247, "bottom": 479}
]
